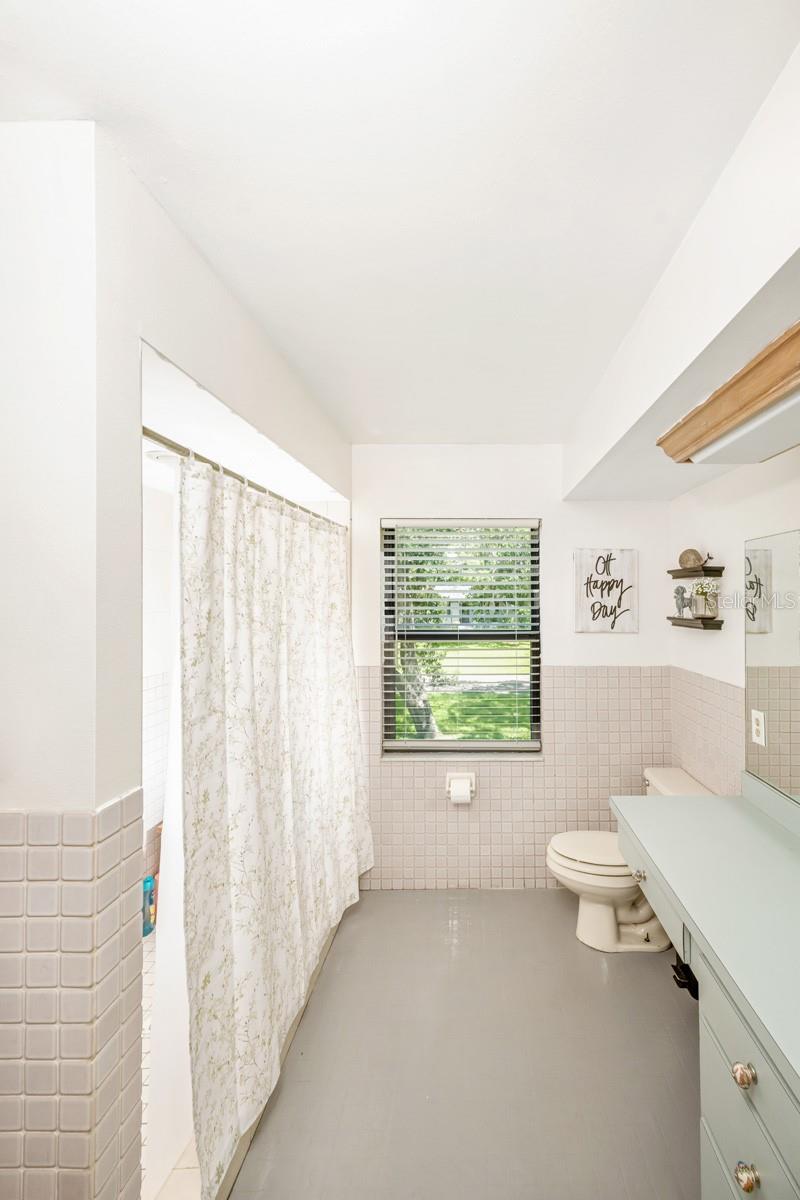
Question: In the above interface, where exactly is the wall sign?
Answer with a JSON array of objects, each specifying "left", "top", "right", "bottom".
[
  {"left": 575, "top": 549, "right": 638, "bottom": 633},
  {"left": 745, "top": 548, "right": 772, "bottom": 633}
]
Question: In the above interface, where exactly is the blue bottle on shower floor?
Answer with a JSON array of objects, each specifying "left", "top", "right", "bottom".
[{"left": 143, "top": 875, "right": 155, "bottom": 936}]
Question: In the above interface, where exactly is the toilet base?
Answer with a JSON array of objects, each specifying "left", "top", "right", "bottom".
[{"left": 576, "top": 896, "right": 670, "bottom": 953}]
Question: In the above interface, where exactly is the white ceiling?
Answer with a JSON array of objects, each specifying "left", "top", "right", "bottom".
[
  {"left": 2, "top": 1, "right": 800, "bottom": 442},
  {"left": 141, "top": 346, "right": 348, "bottom": 515}
]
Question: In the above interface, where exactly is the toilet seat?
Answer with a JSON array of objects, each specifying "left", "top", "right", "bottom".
[
  {"left": 548, "top": 831, "right": 633, "bottom": 878},
  {"left": 545, "top": 853, "right": 638, "bottom": 892}
]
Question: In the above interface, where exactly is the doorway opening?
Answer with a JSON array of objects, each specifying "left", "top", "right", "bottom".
[{"left": 139, "top": 344, "right": 349, "bottom": 1199}]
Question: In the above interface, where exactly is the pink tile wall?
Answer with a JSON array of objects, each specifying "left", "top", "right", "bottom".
[
  {"left": 357, "top": 665, "right": 673, "bottom": 889},
  {"left": 358, "top": 664, "right": 748, "bottom": 889},
  {"left": 745, "top": 665, "right": 800, "bottom": 797},
  {"left": 0, "top": 791, "right": 143, "bottom": 1200},
  {"left": 671, "top": 667, "right": 745, "bottom": 796}
]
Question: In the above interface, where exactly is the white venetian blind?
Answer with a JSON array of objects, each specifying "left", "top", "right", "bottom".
[{"left": 381, "top": 520, "right": 541, "bottom": 750}]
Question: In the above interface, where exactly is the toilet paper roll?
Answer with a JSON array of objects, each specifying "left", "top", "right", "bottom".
[{"left": 449, "top": 777, "right": 472, "bottom": 805}]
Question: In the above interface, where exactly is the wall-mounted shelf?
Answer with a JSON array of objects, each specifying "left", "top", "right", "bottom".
[
  {"left": 667, "top": 565, "right": 725, "bottom": 579},
  {"left": 666, "top": 616, "right": 724, "bottom": 630},
  {"left": 668, "top": 559, "right": 724, "bottom": 627}
]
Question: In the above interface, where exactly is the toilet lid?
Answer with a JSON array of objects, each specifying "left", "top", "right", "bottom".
[{"left": 549, "top": 831, "right": 627, "bottom": 869}]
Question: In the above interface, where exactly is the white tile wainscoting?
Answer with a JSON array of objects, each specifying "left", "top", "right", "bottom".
[
  {"left": 0, "top": 791, "right": 144, "bottom": 1200},
  {"left": 357, "top": 665, "right": 745, "bottom": 891}
]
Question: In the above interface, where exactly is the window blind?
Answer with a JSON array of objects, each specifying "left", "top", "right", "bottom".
[{"left": 381, "top": 520, "right": 541, "bottom": 751}]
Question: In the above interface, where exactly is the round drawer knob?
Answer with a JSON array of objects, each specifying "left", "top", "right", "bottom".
[
  {"left": 733, "top": 1162, "right": 760, "bottom": 1192},
  {"left": 731, "top": 1061, "right": 758, "bottom": 1090},
  {"left": 632, "top": 868, "right": 646, "bottom": 883}
]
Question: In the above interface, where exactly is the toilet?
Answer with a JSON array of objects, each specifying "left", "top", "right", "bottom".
[{"left": 546, "top": 766, "right": 712, "bottom": 953}]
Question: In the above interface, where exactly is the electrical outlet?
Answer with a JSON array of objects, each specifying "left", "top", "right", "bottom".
[{"left": 751, "top": 709, "right": 766, "bottom": 747}]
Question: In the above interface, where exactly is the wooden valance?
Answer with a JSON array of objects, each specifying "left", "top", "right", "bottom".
[{"left": 657, "top": 319, "right": 800, "bottom": 463}]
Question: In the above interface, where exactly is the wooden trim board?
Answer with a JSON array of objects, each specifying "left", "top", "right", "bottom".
[{"left": 657, "top": 319, "right": 800, "bottom": 463}]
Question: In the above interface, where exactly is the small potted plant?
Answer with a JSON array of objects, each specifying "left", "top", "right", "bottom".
[{"left": 692, "top": 579, "right": 719, "bottom": 618}]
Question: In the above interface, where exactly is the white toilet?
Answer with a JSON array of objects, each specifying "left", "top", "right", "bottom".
[{"left": 546, "top": 767, "right": 712, "bottom": 953}]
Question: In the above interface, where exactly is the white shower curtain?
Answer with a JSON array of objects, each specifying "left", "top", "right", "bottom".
[{"left": 179, "top": 459, "right": 373, "bottom": 1199}]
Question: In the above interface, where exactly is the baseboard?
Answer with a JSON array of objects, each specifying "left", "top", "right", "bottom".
[{"left": 213, "top": 919, "right": 341, "bottom": 1200}]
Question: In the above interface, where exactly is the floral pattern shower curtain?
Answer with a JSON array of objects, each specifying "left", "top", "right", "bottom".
[{"left": 179, "top": 460, "right": 373, "bottom": 1198}]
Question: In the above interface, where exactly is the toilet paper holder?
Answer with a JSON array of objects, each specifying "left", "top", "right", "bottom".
[{"left": 446, "top": 772, "right": 475, "bottom": 805}]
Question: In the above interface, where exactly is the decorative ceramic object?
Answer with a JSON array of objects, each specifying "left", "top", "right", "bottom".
[
  {"left": 678, "top": 548, "right": 704, "bottom": 569},
  {"left": 673, "top": 585, "right": 692, "bottom": 617}
]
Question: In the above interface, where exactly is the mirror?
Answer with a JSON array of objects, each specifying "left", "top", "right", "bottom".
[{"left": 744, "top": 529, "right": 800, "bottom": 801}]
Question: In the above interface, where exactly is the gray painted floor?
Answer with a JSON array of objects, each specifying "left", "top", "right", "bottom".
[{"left": 231, "top": 890, "right": 700, "bottom": 1200}]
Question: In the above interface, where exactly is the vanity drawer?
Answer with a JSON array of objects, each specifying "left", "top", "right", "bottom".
[
  {"left": 696, "top": 954, "right": 800, "bottom": 1186},
  {"left": 701, "top": 1120, "right": 739, "bottom": 1199},
  {"left": 617, "top": 829, "right": 684, "bottom": 952},
  {"left": 700, "top": 1020, "right": 800, "bottom": 1198}
]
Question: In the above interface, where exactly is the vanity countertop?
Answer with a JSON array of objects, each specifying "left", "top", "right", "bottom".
[{"left": 611, "top": 792, "right": 800, "bottom": 1090}]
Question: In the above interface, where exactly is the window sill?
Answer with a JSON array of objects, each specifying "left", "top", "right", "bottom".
[{"left": 380, "top": 750, "right": 543, "bottom": 762}]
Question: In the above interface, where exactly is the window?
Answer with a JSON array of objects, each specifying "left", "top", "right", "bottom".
[{"left": 381, "top": 520, "right": 541, "bottom": 751}]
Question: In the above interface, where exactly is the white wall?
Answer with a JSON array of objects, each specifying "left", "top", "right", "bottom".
[
  {"left": 0, "top": 123, "right": 97, "bottom": 810},
  {"left": 142, "top": 472, "right": 176, "bottom": 834},
  {"left": 143, "top": 480, "right": 175, "bottom": 679},
  {"left": 352, "top": 444, "right": 669, "bottom": 667},
  {"left": 353, "top": 442, "right": 800, "bottom": 692},
  {"left": 668, "top": 444, "right": 800, "bottom": 686},
  {"left": 564, "top": 44, "right": 800, "bottom": 496},
  {"left": 93, "top": 125, "right": 351, "bottom": 807},
  {"left": 142, "top": 344, "right": 350, "bottom": 522},
  {"left": 0, "top": 121, "right": 351, "bottom": 810}
]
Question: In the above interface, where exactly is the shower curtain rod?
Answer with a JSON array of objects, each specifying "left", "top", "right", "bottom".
[{"left": 142, "top": 426, "right": 345, "bottom": 528}]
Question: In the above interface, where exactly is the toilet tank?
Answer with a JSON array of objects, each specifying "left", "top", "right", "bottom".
[{"left": 644, "top": 766, "right": 713, "bottom": 796}]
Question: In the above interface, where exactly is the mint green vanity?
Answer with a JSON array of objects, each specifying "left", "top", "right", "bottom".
[{"left": 612, "top": 776, "right": 800, "bottom": 1198}]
